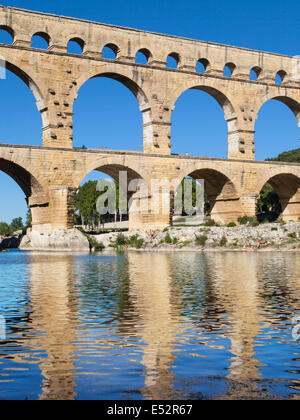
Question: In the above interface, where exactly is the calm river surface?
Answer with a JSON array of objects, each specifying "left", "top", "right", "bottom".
[{"left": 0, "top": 250, "right": 300, "bottom": 400}]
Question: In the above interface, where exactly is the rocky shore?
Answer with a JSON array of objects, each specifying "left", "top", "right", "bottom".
[
  {"left": 0, "top": 235, "right": 21, "bottom": 249},
  {"left": 90, "top": 221, "right": 300, "bottom": 252}
]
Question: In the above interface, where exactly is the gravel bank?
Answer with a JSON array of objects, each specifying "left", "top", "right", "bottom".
[{"left": 90, "top": 221, "right": 300, "bottom": 252}]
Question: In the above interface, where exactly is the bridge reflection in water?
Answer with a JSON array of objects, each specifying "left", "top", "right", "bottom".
[{"left": 0, "top": 251, "right": 300, "bottom": 400}]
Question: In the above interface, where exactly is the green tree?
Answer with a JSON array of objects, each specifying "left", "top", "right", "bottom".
[
  {"left": 257, "top": 183, "right": 280, "bottom": 213},
  {"left": 25, "top": 208, "right": 32, "bottom": 227},
  {"left": 75, "top": 179, "right": 128, "bottom": 228},
  {"left": 267, "top": 148, "right": 300, "bottom": 163},
  {"left": 10, "top": 217, "right": 23, "bottom": 231},
  {"left": 0, "top": 222, "right": 13, "bottom": 237},
  {"left": 75, "top": 181, "right": 101, "bottom": 227}
]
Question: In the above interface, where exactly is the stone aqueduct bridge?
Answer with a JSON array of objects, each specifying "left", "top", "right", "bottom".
[{"left": 1, "top": 6, "right": 300, "bottom": 231}]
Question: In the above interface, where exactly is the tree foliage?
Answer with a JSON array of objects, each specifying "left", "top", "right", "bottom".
[
  {"left": 75, "top": 181, "right": 101, "bottom": 226},
  {"left": 25, "top": 208, "right": 32, "bottom": 227},
  {"left": 0, "top": 222, "right": 13, "bottom": 236},
  {"left": 257, "top": 183, "right": 280, "bottom": 213},
  {"left": 0, "top": 217, "right": 24, "bottom": 237},
  {"left": 266, "top": 148, "right": 300, "bottom": 163},
  {"left": 74, "top": 179, "right": 128, "bottom": 227},
  {"left": 10, "top": 217, "right": 23, "bottom": 230}
]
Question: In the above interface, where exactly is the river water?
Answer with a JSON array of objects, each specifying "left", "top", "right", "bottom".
[{"left": 0, "top": 250, "right": 300, "bottom": 400}]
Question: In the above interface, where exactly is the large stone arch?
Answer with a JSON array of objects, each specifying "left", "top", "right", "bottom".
[
  {"left": 0, "top": 157, "right": 44, "bottom": 198},
  {"left": 256, "top": 171, "right": 300, "bottom": 221},
  {"left": 75, "top": 155, "right": 149, "bottom": 188},
  {"left": 0, "top": 156, "right": 49, "bottom": 229},
  {"left": 72, "top": 64, "right": 151, "bottom": 151},
  {"left": 171, "top": 83, "right": 237, "bottom": 125},
  {"left": 174, "top": 166, "right": 242, "bottom": 224},
  {"left": 75, "top": 155, "right": 150, "bottom": 230},
  {"left": 75, "top": 64, "right": 150, "bottom": 109},
  {"left": 169, "top": 81, "right": 238, "bottom": 158},
  {"left": 253, "top": 94, "right": 300, "bottom": 161},
  {"left": 255, "top": 94, "right": 300, "bottom": 127},
  {"left": 0, "top": 59, "right": 48, "bottom": 126}
]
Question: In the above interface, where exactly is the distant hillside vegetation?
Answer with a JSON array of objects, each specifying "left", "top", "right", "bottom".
[{"left": 266, "top": 148, "right": 300, "bottom": 163}]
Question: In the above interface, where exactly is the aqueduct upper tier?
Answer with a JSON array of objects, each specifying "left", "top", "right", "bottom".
[{"left": 0, "top": 6, "right": 300, "bottom": 160}]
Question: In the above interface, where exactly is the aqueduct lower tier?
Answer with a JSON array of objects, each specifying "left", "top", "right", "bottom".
[{"left": 2, "top": 144, "right": 300, "bottom": 232}]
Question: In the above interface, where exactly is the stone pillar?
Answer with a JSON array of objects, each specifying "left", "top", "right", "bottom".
[
  {"left": 142, "top": 102, "right": 172, "bottom": 155},
  {"left": 12, "top": 32, "right": 31, "bottom": 47},
  {"left": 259, "top": 70, "right": 276, "bottom": 84},
  {"left": 42, "top": 78, "right": 77, "bottom": 148},
  {"left": 128, "top": 185, "right": 171, "bottom": 231},
  {"left": 179, "top": 57, "right": 196, "bottom": 71},
  {"left": 280, "top": 189, "right": 300, "bottom": 221},
  {"left": 49, "top": 187, "right": 77, "bottom": 229},
  {"left": 48, "top": 37, "right": 68, "bottom": 53},
  {"left": 28, "top": 195, "right": 51, "bottom": 233},
  {"left": 239, "top": 194, "right": 258, "bottom": 218},
  {"left": 209, "top": 196, "right": 243, "bottom": 224},
  {"left": 228, "top": 130, "right": 256, "bottom": 160},
  {"left": 82, "top": 43, "right": 102, "bottom": 58},
  {"left": 227, "top": 106, "right": 256, "bottom": 160},
  {"left": 234, "top": 65, "right": 252, "bottom": 80},
  {"left": 148, "top": 51, "right": 167, "bottom": 68}
]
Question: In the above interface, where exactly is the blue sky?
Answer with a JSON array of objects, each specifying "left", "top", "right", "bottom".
[{"left": 0, "top": 0, "right": 300, "bottom": 223}]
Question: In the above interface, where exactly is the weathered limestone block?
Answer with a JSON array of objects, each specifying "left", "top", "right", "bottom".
[{"left": 19, "top": 228, "right": 89, "bottom": 251}]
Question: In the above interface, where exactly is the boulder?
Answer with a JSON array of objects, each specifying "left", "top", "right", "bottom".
[
  {"left": 0, "top": 236, "right": 21, "bottom": 249},
  {"left": 19, "top": 228, "right": 90, "bottom": 252}
]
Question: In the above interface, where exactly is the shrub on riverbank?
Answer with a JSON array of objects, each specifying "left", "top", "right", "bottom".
[
  {"left": 77, "top": 229, "right": 105, "bottom": 251},
  {"left": 85, "top": 220, "right": 300, "bottom": 253},
  {"left": 238, "top": 216, "right": 257, "bottom": 225},
  {"left": 219, "top": 236, "right": 228, "bottom": 247},
  {"left": 204, "top": 219, "right": 217, "bottom": 227},
  {"left": 110, "top": 233, "right": 145, "bottom": 250},
  {"left": 238, "top": 216, "right": 260, "bottom": 227},
  {"left": 88, "top": 236, "right": 105, "bottom": 251},
  {"left": 127, "top": 235, "right": 144, "bottom": 249},
  {"left": 195, "top": 235, "right": 208, "bottom": 246}
]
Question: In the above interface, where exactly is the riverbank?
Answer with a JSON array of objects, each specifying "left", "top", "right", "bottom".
[
  {"left": 90, "top": 221, "right": 300, "bottom": 252},
  {"left": 2, "top": 221, "right": 300, "bottom": 252}
]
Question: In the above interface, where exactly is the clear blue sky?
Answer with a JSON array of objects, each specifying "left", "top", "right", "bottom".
[{"left": 0, "top": 0, "right": 300, "bottom": 223}]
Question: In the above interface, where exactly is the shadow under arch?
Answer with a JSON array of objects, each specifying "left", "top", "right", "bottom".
[
  {"left": 257, "top": 172, "right": 300, "bottom": 221},
  {"left": 174, "top": 167, "right": 242, "bottom": 224},
  {"left": 170, "top": 84, "right": 237, "bottom": 157}
]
